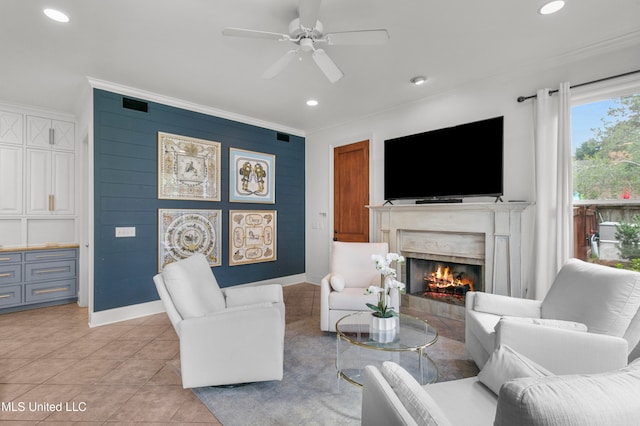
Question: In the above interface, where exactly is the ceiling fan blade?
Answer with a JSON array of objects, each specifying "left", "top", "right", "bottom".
[
  {"left": 325, "top": 29, "right": 390, "bottom": 45},
  {"left": 222, "top": 27, "right": 290, "bottom": 41},
  {"left": 312, "top": 49, "right": 343, "bottom": 83},
  {"left": 298, "top": 0, "right": 322, "bottom": 30},
  {"left": 262, "top": 50, "right": 298, "bottom": 79}
]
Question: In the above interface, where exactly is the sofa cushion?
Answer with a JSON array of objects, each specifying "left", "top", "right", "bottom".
[
  {"left": 162, "top": 254, "right": 226, "bottom": 319},
  {"left": 381, "top": 361, "right": 452, "bottom": 426},
  {"left": 330, "top": 274, "right": 345, "bottom": 292},
  {"left": 328, "top": 287, "right": 379, "bottom": 311},
  {"left": 478, "top": 344, "right": 552, "bottom": 395},
  {"left": 541, "top": 258, "right": 640, "bottom": 339},
  {"left": 494, "top": 358, "right": 640, "bottom": 426}
]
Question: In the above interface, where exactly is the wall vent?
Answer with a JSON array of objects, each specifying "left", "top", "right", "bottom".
[
  {"left": 122, "top": 97, "right": 148, "bottom": 113},
  {"left": 276, "top": 132, "right": 290, "bottom": 142}
]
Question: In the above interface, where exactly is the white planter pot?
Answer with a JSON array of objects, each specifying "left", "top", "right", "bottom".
[{"left": 371, "top": 315, "right": 397, "bottom": 331}]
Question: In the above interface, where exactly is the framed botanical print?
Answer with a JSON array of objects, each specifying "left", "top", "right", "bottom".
[
  {"left": 229, "top": 148, "right": 275, "bottom": 203},
  {"left": 158, "top": 208, "right": 222, "bottom": 270},
  {"left": 229, "top": 210, "right": 276, "bottom": 266},
  {"left": 158, "top": 132, "right": 221, "bottom": 201}
]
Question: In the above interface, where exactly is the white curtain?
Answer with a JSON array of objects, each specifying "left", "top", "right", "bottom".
[{"left": 532, "top": 82, "right": 573, "bottom": 299}]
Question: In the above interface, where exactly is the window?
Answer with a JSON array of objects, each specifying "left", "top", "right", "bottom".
[{"left": 571, "top": 76, "right": 640, "bottom": 266}]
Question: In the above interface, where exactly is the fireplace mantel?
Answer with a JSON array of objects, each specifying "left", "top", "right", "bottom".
[{"left": 368, "top": 202, "right": 533, "bottom": 299}]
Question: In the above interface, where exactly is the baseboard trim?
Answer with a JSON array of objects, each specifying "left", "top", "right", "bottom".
[{"left": 88, "top": 274, "right": 308, "bottom": 327}]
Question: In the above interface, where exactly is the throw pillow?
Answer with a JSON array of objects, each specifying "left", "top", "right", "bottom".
[
  {"left": 497, "top": 316, "right": 588, "bottom": 333},
  {"left": 330, "top": 274, "right": 346, "bottom": 292},
  {"left": 478, "top": 344, "right": 552, "bottom": 395},
  {"left": 494, "top": 357, "right": 640, "bottom": 426},
  {"left": 381, "top": 361, "right": 452, "bottom": 426}
]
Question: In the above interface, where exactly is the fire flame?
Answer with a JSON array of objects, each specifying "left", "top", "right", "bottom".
[{"left": 426, "top": 265, "right": 474, "bottom": 292}]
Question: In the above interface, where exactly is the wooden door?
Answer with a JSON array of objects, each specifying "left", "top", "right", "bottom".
[{"left": 334, "top": 140, "right": 370, "bottom": 242}]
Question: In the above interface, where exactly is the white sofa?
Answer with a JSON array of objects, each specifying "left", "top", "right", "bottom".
[
  {"left": 153, "top": 253, "right": 285, "bottom": 388},
  {"left": 320, "top": 241, "right": 400, "bottom": 332},
  {"left": 362, "top": 345, "right": 640, "bottom": 426},
  {"left": 465, "top": 258, "right": 640, "bottom": 374}
]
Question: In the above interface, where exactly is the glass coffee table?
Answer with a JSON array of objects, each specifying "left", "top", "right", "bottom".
[{"left": 336, "top": 311, "right": 439, "bottom": 386}]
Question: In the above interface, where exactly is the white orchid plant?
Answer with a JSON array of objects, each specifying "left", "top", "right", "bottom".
[{"left": 365, "top": 253, "right": 406, "bottom": 318}]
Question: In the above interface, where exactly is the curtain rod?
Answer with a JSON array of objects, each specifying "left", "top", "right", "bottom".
[{"left": 516, "top": 69, "right": 640, "bottom": 103}]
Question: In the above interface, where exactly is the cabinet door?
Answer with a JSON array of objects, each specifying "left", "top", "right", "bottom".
[
  {"left": 0, "top": 110, "right": 23, "bottom": 145},
  {"left": 0, "top": 145, "right": 23, "bottom": 214},
  {"left": 26, "top": 116, "right": 51, "bottom": 148},
  {"left": 51, "top": 151, "right": 74, "bottom": 215},
  {"left": 26, "top": 149, "right": 52, "bottom": 215},
  {"left": 26, "top": 116, "right": 75, "bottom": 151}
]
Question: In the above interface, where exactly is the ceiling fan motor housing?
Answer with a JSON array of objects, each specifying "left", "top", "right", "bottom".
[{"left": 289, "top": 18, "right": 323, "bottom": 40}]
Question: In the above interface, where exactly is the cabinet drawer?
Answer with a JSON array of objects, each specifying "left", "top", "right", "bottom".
[
  {"left": 0, "top": 253, "right": 21, "bottom": 264},
  {"left": 25, "top": 279, "right": 76, "bottom": 303},
  {"left": 25, "top": 249, "right": 76, "bottom": 262},
  {"left": 0, "top": 285, "right": 22, "bottom": 308},
  {"left": 25, "top": 260, "right": 76, "bottom": 282},
  {"left": 0, "top": 264, "right": 22, "bottom": 285}
]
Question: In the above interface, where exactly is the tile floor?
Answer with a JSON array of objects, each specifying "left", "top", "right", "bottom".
[{"left": 0, "top": 283, "right": 466, "bottom": 424}]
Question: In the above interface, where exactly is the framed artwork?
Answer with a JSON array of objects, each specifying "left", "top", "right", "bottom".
[
  {"left": 158, "top": 209, "right": 222, "bottom": 271},
  {"left": 229, "top": 210, "right": 276, "bottom": 266},
  {"left": 229, "top": 148, "right": 275, "bottom": 203},
  {"left": 158, "top": 132, "right": 221, "bottom": 201}
]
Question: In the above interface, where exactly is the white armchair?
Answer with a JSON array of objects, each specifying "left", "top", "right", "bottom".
[
  {"left": 321, "top": 241, "right": 400, "bottom": 332},
  {"left": 465, "top": 258, "right": 640, "bottom": 374},
  {"left": 153, "top": 253, "right": 285, "bottom": 388}
]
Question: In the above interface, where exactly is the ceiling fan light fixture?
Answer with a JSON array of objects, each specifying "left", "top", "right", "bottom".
[
  {"left": 43, "top": 8, "right": 69, "bottom": 23},
  {"left": 538, "top": 1, "right": 565, "bottom": 15},
  {"left": 410, "top": 76, "right": 427, "bottom": 85}
]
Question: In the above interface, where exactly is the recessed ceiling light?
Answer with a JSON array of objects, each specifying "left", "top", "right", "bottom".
[
  {"left": 538, "top": 1, "right": 565, "bottom": 15},
  {"left": 410, "top": 76, "right": 427, "bottom": 85},
  {"left": 44, "top": 8, "right": 69, "bottom": 23},
  {"left": 306, "top": 99, "right": 319, "bottom": 106}
]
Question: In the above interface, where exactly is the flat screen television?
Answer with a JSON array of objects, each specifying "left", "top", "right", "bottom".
[{"left": 384, "top": 116, "right": 504, "bottom": 202}]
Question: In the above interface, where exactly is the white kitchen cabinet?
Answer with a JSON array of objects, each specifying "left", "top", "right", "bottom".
[
  {"left": 0, "top": 110, "right": 23, "bottom": 145},
  {"left": 0, "top": 144, "right": 23, "bottom": 214},
  {"left": 26, "top": 115, "right": 75, "bottom": 151},
  {"left": 26, "top": 149, "right": 74, "bottom": 215}
]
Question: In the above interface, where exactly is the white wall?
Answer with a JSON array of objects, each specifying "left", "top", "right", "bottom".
[{"left": 304, "top": 39, "right": 640, "bottom": 285}]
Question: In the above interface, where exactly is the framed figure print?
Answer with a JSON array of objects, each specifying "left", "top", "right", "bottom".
[
  {"left": 159, "top": 209, "right": 222, "bottom": 270},
  {"left": 158, "top": 132, "right": 221, "bottom": 201},
  {"left": 229, "top": 148, "right": 275, "bottom": 203},
  {"left": 229, "top": 210, "right": 276, "bottom": 266}
]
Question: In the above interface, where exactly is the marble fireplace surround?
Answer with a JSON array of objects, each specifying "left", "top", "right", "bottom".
[{"left": 369, "top": 202, "right": 533, "bottom": 320}]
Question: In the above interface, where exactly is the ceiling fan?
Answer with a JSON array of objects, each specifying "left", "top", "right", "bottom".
[{"left": 222, "top": 0, "right": 389, "bottom": 83}]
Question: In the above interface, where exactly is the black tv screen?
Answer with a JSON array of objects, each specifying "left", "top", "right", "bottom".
[{"left": 384, "top": 116, "right": 504, "bottom": 202}]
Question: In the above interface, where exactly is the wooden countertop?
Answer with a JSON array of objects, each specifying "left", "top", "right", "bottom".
[{"left": 0, "top": 243, "right": 80, "bottom": 253}]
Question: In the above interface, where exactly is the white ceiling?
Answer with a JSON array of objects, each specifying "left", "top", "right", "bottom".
[{"left": 2, "top": 0, "right": 640, "bottom": 134}]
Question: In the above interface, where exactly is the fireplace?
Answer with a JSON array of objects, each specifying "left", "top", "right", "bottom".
[{"left": 407, "top": 258, "right": 484, "bottom": 307}]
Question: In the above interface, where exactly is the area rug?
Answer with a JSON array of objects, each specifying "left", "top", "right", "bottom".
[{"left": 189, "top": 317, "right": 477, "bottom": 426}]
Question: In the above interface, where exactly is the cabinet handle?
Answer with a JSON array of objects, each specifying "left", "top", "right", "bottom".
[
  {"left": 34, "top": 268, "right": 67, "bottom": 274},
  {"left": 0, "top": 257, "right": 12, "bottom": 261},
  {"left": 34, "top": 286, "right": 69, "bottom": 295},
  {"left": 0, "top": 294, "right": 11, "bottom": 299},
  {"left": 0, "top": 273, "right": 12, "bottom": 277},
  {"left": 51, "top": 194, "right": 55, "bottom": 211},
  {"left": 49, "top": 128, "right": 55, "bottom": 145},
  {"left": 35, "top": 253, "right": 67, "bottom": 259}
]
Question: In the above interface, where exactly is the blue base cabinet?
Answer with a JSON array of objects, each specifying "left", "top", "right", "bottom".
[{"left": 0, "top": 246, "right": 78, "bottom": 313}]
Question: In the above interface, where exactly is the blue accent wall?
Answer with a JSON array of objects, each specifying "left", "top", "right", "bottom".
[{"left": 93, "top": 89, "right": 305, "bottom": 312}]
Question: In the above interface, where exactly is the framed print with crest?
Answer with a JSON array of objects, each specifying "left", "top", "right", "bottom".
[{"left": 229, "top": 148, "right": 275, "bottom": 203}]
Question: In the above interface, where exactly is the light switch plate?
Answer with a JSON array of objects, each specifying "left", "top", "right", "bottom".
[{"left": 115, "top": 227, "right": 136, "bottom": 238}]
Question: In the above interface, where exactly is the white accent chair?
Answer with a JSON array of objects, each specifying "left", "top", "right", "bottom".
[
  {"left": 465, "top": 258, "right": 640, "bottom": 374},
  {"left": 321, "top": 241, "right": 400, "bottom": 332},
  {"left": 153, "top": 253, "right": 285, "bottom": 388}
]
